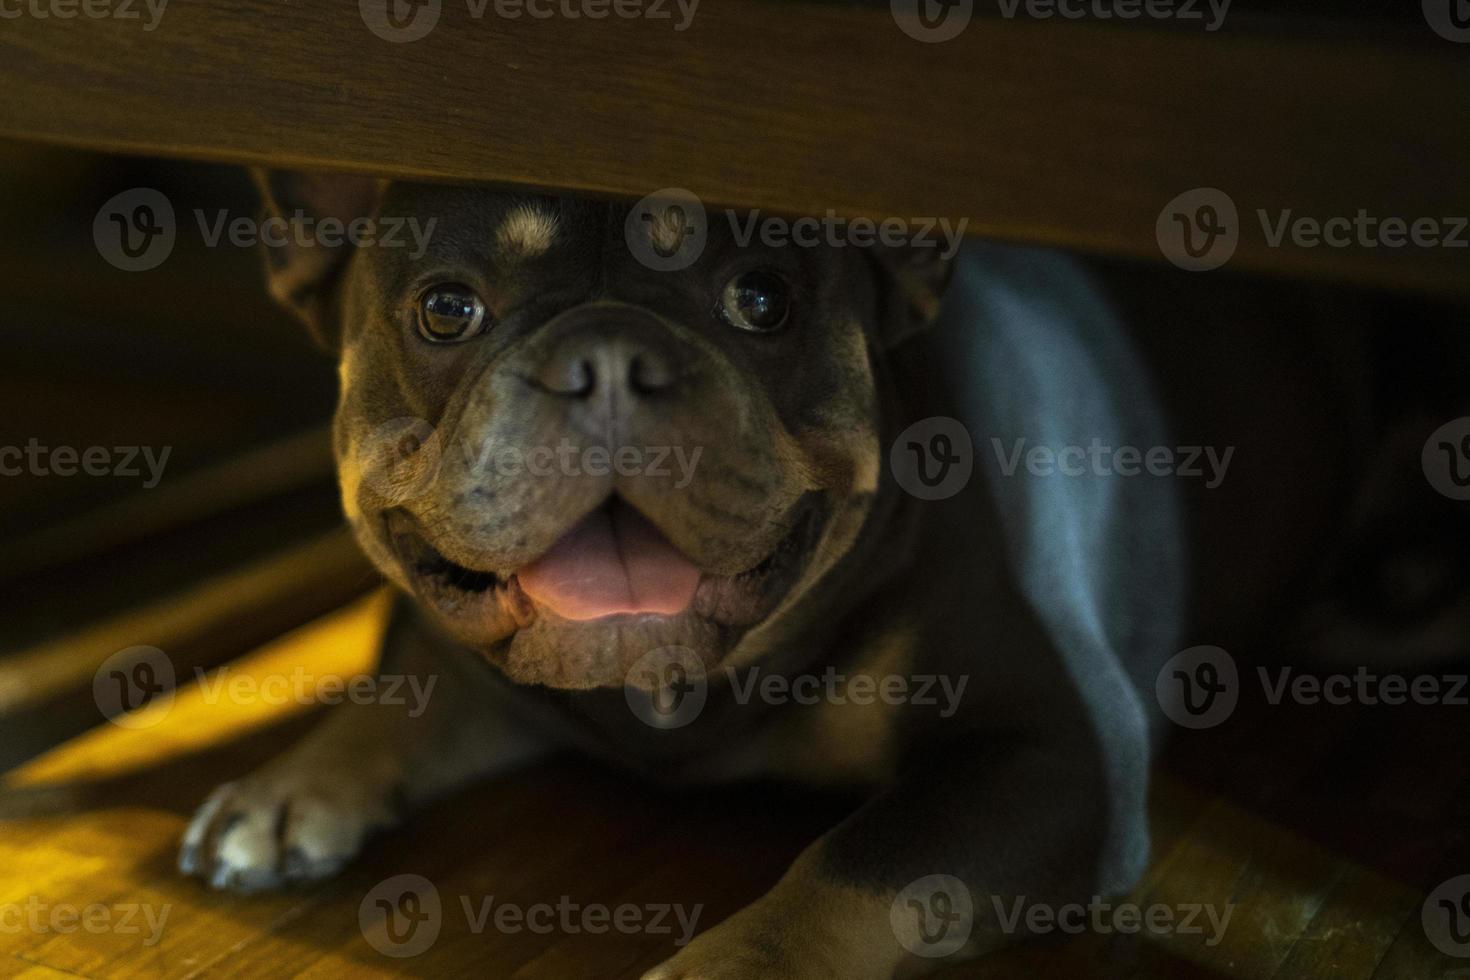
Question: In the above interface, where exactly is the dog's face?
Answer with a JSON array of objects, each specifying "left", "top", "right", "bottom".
[{"left": 258, "top": 174, "right": 948, "bottom": 689}]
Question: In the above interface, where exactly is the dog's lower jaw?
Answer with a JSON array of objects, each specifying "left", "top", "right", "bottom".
[
  {"left": 494, "top": 609, "right": 727, "bottom": 690},
  {"left": 388, "top": 496, "right": 831, "bottom": 690}
]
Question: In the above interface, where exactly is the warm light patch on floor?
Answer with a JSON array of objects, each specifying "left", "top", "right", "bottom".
[{"left": 9, "top": 590, "right": 393, "bottom": 788}]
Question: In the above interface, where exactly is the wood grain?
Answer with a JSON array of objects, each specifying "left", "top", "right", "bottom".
[
  {"left": 4, "top": 593, "right": 1469, "bottom": 978},
  {"left": 0, "top": 3, "right": 1465, "bottom": 296},
  {"left": 0, "top": 529, "right": 377, "bottom": 770}
]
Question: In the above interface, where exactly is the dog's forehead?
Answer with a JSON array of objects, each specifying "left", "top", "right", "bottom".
[
  {"left": 375, "top": 183, "right": 846, "bottom": 273},
  {"left": 378, "top": 184, "right": 596, "bottom": 259}
]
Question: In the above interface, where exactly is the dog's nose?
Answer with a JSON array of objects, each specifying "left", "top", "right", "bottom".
[{"left": 530, "top": 321, "right": 680, "bottom": 401}]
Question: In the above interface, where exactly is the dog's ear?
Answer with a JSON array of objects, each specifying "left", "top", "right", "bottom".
[
  {"left": 251, "top": 169, "right": 383, "bottom": 350},
  {"left": 868, "top": 245, "right": 955, "bottom": 350}
]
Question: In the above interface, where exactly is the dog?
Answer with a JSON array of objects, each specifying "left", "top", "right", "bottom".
[{"left": 175, "top": 171, "right": 1451, "bottom": 977}]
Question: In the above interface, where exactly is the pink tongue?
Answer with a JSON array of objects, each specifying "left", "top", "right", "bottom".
[{"left": 517, "top": 500, "right": 702, "bottom": 621}]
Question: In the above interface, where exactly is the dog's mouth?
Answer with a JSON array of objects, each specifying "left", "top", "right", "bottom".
[
  {"left": 384, "top": 494, "right": 824, "bottom": 643},
  {"left": 517, "top": 497, "right": 705, "bottom": 620}
]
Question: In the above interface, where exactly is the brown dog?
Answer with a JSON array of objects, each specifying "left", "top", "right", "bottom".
[{"left": 176, "top": 172, "right": 1452, "bottom": 977}]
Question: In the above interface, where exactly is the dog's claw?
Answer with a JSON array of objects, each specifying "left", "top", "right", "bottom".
[{"left": 179, "top": 771, "right": 398, "bottom": 894}]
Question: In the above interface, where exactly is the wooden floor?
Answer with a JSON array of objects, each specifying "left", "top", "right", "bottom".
[{"left": 1, "top": 591, "right": 1467, "bottom": 979}]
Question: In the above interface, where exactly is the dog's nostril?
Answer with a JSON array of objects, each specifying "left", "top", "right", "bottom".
[
  {"left": 536, "top": 357, "right": 596, "bottom": 398},
  {"left": 533, "top": 342, "right": 677, "bottom": 400},
  {"left": 629, "top": 350, "right": 675, "bottom": 394},
  {"left": 568, "top": 358, "right": 596, "bottom": 397}
]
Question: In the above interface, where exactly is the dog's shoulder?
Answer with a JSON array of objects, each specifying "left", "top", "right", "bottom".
[{"left": 934, "top": 241, "right": 1188, "bottom": 697}]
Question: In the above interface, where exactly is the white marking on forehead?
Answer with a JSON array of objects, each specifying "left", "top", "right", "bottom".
[{"left": 495, "top": 203, "right": 559, "bottom": 259}]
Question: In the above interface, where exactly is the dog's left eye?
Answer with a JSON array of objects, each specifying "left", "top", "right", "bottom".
[
  {"left": 416, "top": 284, "right": 490, "bottom": 343},
  {"left": 716, "top": 270, "right": 791, "bottom": 333}
]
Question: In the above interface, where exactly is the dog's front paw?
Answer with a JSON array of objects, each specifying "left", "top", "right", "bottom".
[
  {"left": 642, "top": 889, "right": 889, "bottom": 980},
  {"left": 641, "top": 924, "right": 819, "bottom": 980},
  {"left": 178, "top": 766, "right": 401, "bottom": 892}
]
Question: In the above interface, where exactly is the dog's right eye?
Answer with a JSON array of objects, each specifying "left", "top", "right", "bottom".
[{"left": 416, "top": 284, "right": 490, "bottom": 343}]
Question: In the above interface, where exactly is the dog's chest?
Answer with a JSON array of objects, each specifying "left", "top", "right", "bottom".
[{"left": 680, "top": 623, "right": 919, "bottom": 789}]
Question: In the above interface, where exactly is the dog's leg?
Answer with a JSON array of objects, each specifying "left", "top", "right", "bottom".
[
  {"left": 644, "top": 703, "right": 1147, "bottom": 980},
  {"left": 646, "top": 590, "right": 1153, "bottom": 979},
  {"left": 179, "top": 595, "right": 545, "bottom": 891}
]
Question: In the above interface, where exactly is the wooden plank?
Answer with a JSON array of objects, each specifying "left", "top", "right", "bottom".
[
  {"left": 0, "top": 3, "right": 1465, "bottom": 296},
  {"left": 0, "top": 426, "right": 333, "bottom": 581},
  {"left": 0, "top": 529, "right": 376, "bottom": 770},
  {"left": 2, "top": 598, "right": 1460, "bottom": 978}
]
